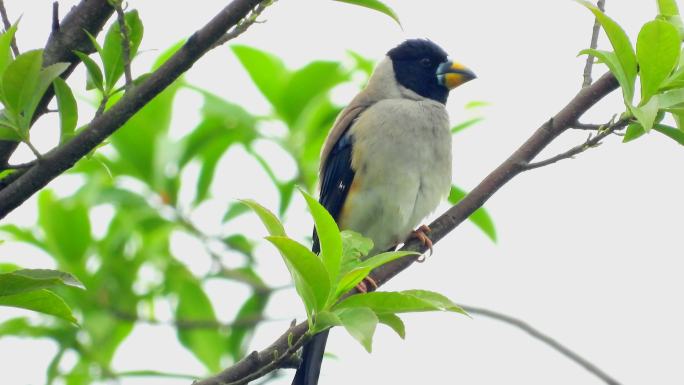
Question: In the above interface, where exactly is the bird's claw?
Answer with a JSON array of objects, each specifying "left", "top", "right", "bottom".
[
  {"left": 411, "top": 224, "right": 433, "bottom": 262},
  {"left": 355, "top": 276, "right": 378, "bottom": 293}
]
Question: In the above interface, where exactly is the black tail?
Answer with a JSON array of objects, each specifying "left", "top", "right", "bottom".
[{"left": 291, "top": 330, "right": 330, "bottom": 385}]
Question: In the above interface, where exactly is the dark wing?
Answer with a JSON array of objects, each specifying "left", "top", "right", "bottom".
[
  {"left": 311, "top": 104, "right": 369, "bottom": 254},
  {"left": 293, "top": 104, "right": 369, "bottom": 385}
]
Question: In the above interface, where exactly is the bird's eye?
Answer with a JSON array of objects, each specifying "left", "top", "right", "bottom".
[{"left": 419, "top": 58, "right": 432, "bottom": 67}]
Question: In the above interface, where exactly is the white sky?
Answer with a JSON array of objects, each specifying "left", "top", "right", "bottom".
[{"left": 1, "top": 1, "right": 684, "bottom": 385}]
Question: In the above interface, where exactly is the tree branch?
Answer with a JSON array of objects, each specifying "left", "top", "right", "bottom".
[
  {"left": 193, "top": 72, "right": 620, "bottom": 385},
  {"left": 522, "top": 118, "right": 628, "bottom": 171},
  {"left": 113, "top": 0, "right": 133, "bottom": 89},
  {"left": 0, "top": 0, "right": 19, "bottom": 57},
  {"left": 462, "top": 305, "right": 621, "bottom": 385},
  {"left": 0, "top": 0, "right": 115, "bottom": 167},
  {"left": 582, "top": 0, "right": 606, "bottom": 88},
  {"left": 0, "top": 0, "right": 270, "bottom": 218}
]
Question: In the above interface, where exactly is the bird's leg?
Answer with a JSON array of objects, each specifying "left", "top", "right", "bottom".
[
  {"left": 410, "top": 224, "right": 433, "bottom": 261},
  {"left": 355, "top": 276, "right": 378, "bottom": 293}
]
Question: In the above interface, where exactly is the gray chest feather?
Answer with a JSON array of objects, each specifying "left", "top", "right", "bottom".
[{"left": 344, "top": 98, "right": 452, "bottom": 252}]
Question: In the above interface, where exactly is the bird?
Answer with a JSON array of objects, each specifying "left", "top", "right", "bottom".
[{"left": 292, "top": 39, "right": 476, "bottom": 385}]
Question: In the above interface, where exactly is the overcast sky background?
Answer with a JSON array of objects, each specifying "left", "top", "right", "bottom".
[{"left": 1, "top": 1, "right": 683, "bottom": 385}]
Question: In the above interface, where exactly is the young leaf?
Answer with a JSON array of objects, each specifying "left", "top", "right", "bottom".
[
  {"left": 336, "top": 307, "right": 378, "bottom": 352},
  {"left": 231, "top": 45, "right": 290, "bottom": 109},
  {"left": 73, "top": 51, "right": 104, "bottom": 91},
  {"left": 637, "top": 19, "right": 680, "bottom": 102},
  {"left": 53, "top": 78, "right": 78, "bottom": 144},
  {"left": 656, "top": 88, "right": 684, "bottom": 108},
  {"left": 377, "top": 313, "right": 405, "bottom": 339},
  {"left": 312, "top": 310, "right": 342, "bottom": 334},
  {"left": 629, "top": 97, "right": 660, "bottom": 132},
  {"left": 101, "top": 10, "right": 144, "bottom": 92},
  {"left": 240, "top": 199, "right": 286, "bottom": 236},
  {"left": 579, "top": 49, "right": 633, "bottom": 104},
  {"left": 0, "top": 269, "right": 84, "bottom": 296},
  {"left": 300, "top": 188, "right": 343, "bottom": 288},
  {"left": 265, "top": 236, "right": 331, "bottom": 313},
  {"left": 334, "top": 0, "right": 401, "bottom": 27},
  {"left": 0, "top": 23, "right": 18, "bottom": 76},
  {"left": 653, "top": 123, "right": 684, "bottom": 145},
  {"left": 335, "top": 290, "right": 466, "bottom": 315},
  {"left": 622, "top": 122, "right": 646, "bottom": 143},
  {"left": 222, "top": 202, "right": 251, "bottom": 223},
  {"left": 0, "top": 289, "right": 77, "bottom": 324},
  {"left": 578, "top": 1, "right": 637, "bottom": 103},
  {"left": 335, "top": 251, "right": 417, "bottom": 299},
  {"left": 658, "top": 0, "right": 681, "bottom": 16},
  {"left": 451, "top": 117, "right": 484, "bottom": 135},
  {"left": 0, "top": 120, "right": 20, "bottom": 141},
  {"left": 173, "top": 273, "right": 224, "bottom": 372},
  {"left": 448, "top": 185, "right": 497, "bottom": 242},
  {"left": 1, "top": 50, "right": 42, "bottom": 125}
]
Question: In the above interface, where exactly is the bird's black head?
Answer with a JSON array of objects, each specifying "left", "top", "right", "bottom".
[{"left": 387, "top": 39, "right": 475, "bottom": 104}]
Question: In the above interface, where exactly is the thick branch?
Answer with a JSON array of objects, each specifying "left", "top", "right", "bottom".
[
  {"left": 0, "top": 0, "right": 115, "bottom": 166},
  {"left": 194, "top": 72, "right": 620, "bottom": 385},
  {"left": 0, "top": 0, "right": 266, "bottom": 218}
]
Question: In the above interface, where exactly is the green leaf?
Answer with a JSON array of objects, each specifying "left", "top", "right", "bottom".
[
  {"left": 579, "top": 49, "right": 634, "bottom": 104},
  {"left": 451, "top": 117, "right": 484, "bottom": 135},
  {"left": 448, "top": 185, "right": 497, "bottom": 242},
  {"left": 334, "top": 0, "right": 401, "bottom": 27},
  {"left": 336, "top": 307, "right": 378, "bottom": 352},
  {"left": 37, "top": 190, "right": 92, "bottom": 272},
  {"left": 279, "top": 61, "right": 348, "bottom": 125},
  {"left": 0, "top": 22, "right": 18, "bottom": 76},
  {"left": 0, "top": 121, "right": 20, "bottom": 141},
  {"left": 341, "top": 230, "right": 373, "bottom": 262},
  {"left": 637, "top": 19, "right": 680, "bottom": 102},
  {"left": 0, "top": 269, "right": 84, "bottom": 296},
  {"left": 300, "top": 188, "right": 343, "bottom": 289},
  {"left": 377, "top": 313, "right": 405, "bottom": 339},
  {"left": 0, "top": 289, "right": 77, "bottom": 324},
  {"left": 172, "top": 270, "right": 224, "bottom": 372},
  {"left": 335, "top": 289, "right": 467, "bottom": 315},
  {"left": 231, "top": 45, "right": 290, "bottom": 109},
  {"left": 653, "top": 123, "right": 684, "bottom": 145},
  {"left": 222, "top": 202, "right": 251, "bottom": 223},
  {"left": 622, "top": 122, "right": 646, "bottom": 143},
  {"left": 657, "top": 88, "right": 684, "bottom": 108},
  {"left": 311, "top": 310, "right": 342, "bottom": 334},
  {"left": 26, "top": 62, "right": 69, "bottom": 124},
  {"left": 227, "top": 292, "right": 270, "bottom": 359},
  {"left": 240, "top": 199, "right": 286, "bottom": 237},
  {"left": 101, "top": 9, "right": 144, "bottom": 92},
  {"left": 578, "top": 1, "right": 637, "bottom": 103},
  {"left": 1, "top": 49, "right": 42, "bottom": 130},
  {"left": 73, "top": 51, "right": 104, "bottom": 91},
  {"left": 53, "top": 78, "right": 78, "bottom": 144},
  {"left": 221, "top": 234, "right": 255, "bottom": 258},
  {"left": 265, "top": 236, "right": 330, "bottom": 314},
  {"left": 658, "top": 0, "right": 681, "bottom": 16},
  {"left": 630, "top": 97, "right": 660, "bottom": 132},
  {"left": 335, "top": 251, "right": 417, "bottom": 299}
]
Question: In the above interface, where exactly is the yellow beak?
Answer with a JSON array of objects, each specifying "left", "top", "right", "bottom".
[{"left": 437, "top": 61, "right": 476, "bottom": 90}]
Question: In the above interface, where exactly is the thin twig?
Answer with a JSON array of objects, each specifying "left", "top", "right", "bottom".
[
  {"left": 462, "top": 305, "right": 621, "bottom": 385},
  {"left": 522, "top": 118, "right": 628, "bottom": 171},
  {"left": 113, "top": 1, "right": 133, "bottom": 89},
  {"left": 23, "top": 141, "right": 43, "bottom": 160},
  {"left": 571, "top": 122, "right": 603, "bottom": 130},
  {"left": 582, "top": 0, "right": 606, "bottom": 88},
  {"left": 0, "top": 0, "right": 19, "bottom": 57},
  {"left": 211, "top": 0, "right": 275, "bottom": 49},
  {"left": 95, "top": 95, "right": 109, "bottom": 117}
]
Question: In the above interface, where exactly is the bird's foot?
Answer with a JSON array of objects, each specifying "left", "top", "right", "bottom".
[
  {"left": 410, "top": 224, "right": 433, "bottom": 262},
  {"left": 355, "top": 276, "right": 378, "bottom": 293}
]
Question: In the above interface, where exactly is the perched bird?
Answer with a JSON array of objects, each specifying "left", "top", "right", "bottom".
[{"left": 292, "top": 39, "right": 476, "bottom": 385}]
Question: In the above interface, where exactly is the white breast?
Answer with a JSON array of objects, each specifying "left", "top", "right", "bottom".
[{"left": 340, "top": 98, "right": 452, "bottom": 254}]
